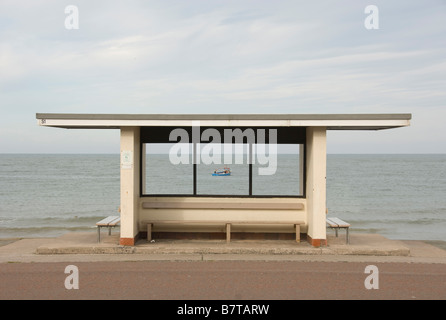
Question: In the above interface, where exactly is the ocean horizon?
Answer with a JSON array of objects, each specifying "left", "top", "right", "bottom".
[{"left": 0, "top": 153, "right": 445, "bottom": 242}]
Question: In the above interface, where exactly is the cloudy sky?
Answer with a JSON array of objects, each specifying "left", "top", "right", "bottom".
[{"left": 0, "top": 0, "right": 445, "bottom": 153}]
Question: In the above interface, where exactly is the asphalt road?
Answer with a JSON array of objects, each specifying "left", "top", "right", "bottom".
[{"left": 1, "top": 260, "right": 445, "bottom": 301}]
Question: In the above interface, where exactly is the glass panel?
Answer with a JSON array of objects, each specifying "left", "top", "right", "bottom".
[
  {"left": 252, "top": 144, "right": 302, "bottom": 196},
  {"left": 142, "top": 142, "right": 304, "bottom": 197},
  {"left": 196, "top": 143, "right": 249, "bottom": 195},
  {"left": 144, "top": 143, "right": 193, "bottom": 195}
]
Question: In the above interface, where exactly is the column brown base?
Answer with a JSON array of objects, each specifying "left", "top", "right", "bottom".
[
  {"left": 307, "top": 234, "right": 327, "bottom": 247},
  {"left": 119, "top": 234, "right": 139, "bottom": 246}
]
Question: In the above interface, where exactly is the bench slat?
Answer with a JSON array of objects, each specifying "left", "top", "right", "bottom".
[
  {"left": 326, "top": 218, "right": 338, "bottom": 227},
  {"left": 327, "top": 217, "right": 350, "bottom": 228},
  {"left": 108, "top": 217, "right": 121, "bottom": 226},
  {"left": 96, "top": 216, "right": 120, "bottom": 226}
]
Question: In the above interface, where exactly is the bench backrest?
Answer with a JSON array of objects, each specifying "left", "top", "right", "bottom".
[{"left": 142, "top": 202, "right": 304, "bottom": 210}]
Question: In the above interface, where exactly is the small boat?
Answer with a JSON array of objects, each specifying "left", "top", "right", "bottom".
[{"left": 212, "top": 167, "right": 231, "bottom": 176}]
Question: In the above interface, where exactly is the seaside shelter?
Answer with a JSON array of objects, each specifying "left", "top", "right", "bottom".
[{"left": 36, "top": 113, "right": 411, "bottom": 246}]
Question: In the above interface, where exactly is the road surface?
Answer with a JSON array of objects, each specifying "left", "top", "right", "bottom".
[{"left": 1, "top": 260, "right": 445, "bottom": 301}]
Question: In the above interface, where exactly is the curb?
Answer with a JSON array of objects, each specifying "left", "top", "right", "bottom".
[{"left": 35, "top": 245, "right": 410, "bottom": 256}]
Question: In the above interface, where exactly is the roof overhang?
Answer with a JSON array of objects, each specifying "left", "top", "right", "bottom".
[{"left": 36, "top": 113, "right": 411, "bottom": 130}]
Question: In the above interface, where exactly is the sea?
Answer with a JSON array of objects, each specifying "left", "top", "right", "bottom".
[{"left": 0, "top": 154, "right": 445, "bottom": 241}]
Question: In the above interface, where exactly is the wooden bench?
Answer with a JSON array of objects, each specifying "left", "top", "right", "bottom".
[
  {"left": 96, "top": 216, "right": 121, "bottom": 243},
  {"left": 326, "top": 217, "right": 350, "bottom": 244},
  {"left": 142, "top": 220, "right": 304, "bottom": 243}
]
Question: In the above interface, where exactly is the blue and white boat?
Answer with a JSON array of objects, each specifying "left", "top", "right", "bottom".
[{"left": 212, "top": 167, "right": 231, "bottom": 176}]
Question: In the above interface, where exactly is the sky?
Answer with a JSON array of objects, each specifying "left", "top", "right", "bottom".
[{"left": 0, "top": 0, "right": 445, "bottom": 154}]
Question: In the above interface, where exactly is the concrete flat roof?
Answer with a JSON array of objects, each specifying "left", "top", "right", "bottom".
[{"left": 36, "top": 113, "right": 411, "bottom": 130}]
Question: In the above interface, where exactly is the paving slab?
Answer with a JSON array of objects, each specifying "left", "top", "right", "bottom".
[{"left": 1, "top": 231, "right": 446, "bottom": 263}]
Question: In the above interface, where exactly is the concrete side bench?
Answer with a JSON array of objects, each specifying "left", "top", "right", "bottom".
[
  {"left": 142, "top": 220, "right": 304, "bottom": 243},
  {"left": 326, "top": 217, "right": 351, "bottom": 244},
  {"left": 96, "top": 216, "right": 121, "bottom": 243}
]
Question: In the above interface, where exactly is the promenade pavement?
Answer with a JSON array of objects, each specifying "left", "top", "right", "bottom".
[{"left": 1, "top": 231, "right": 446, "bottom": 264}]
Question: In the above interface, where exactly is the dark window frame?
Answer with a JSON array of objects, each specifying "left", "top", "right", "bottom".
[{"left": 140, "top": 126, "right": 306, "bottom": 198}]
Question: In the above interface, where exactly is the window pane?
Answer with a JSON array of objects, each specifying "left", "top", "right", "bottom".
[
  {"left": 252, "top": 144, "right": 302, "bottom": 196},
  {"left": 143, "top": 142, "right": 303, "bottom": 197},
  {"left": 196, "top": 143, "right": 249, "bottom": 195},
  {"left": 144, "top": 143, "right": 193, "bottom": 195}
]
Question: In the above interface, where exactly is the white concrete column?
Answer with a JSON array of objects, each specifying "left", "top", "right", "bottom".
[
  {"left": 119, "top": 127, "right": 140, "bottom": 245},
  {"left": 306, "top": 127, "right": 327, "bottom": 246}
]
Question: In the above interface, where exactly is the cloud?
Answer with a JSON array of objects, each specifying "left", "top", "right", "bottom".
[{"left": 0, "top": 0, "right": 445, "bottom": 152}]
